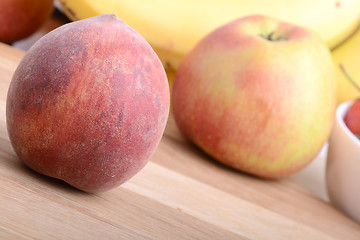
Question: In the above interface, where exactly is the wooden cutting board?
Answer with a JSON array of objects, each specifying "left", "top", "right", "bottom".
[{"left": 0, "top": 42, "right": 359, "bottom": 240}]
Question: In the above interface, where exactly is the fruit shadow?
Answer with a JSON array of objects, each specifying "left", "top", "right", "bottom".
[
  {"left": 161, "top": 128, "right": 277, "bottom": 184},
  {"left": 3, "top": 152, "right": 88, "bottom": 196},
  {"left": 162, "top": 116, "right": 279, "bottom": 183},
  {"left": 187, "top": 139, "right": 275, "bottom": 181},
  {"left": 24, "top": 162, "right": 89, "bottom": 194}
]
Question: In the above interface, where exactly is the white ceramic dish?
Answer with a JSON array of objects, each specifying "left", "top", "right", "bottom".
[{"left": 326, "top": 101, "right": 360, "bottom": 224}]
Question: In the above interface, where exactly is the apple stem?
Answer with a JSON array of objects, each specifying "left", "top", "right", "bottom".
[
  {"left": 267, "top": 32, "right": 275, "bottom": 40},
  {"left": 339, "top": 64, "right": 360, "bottom": 92},
  {"left": 260, "top": 32, "right": 274, "bottom": 41},
  {"left": 260, "top": 31, "right": 284, "bottom": 41}
]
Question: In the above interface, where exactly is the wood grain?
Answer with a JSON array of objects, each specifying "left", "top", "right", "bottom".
[{"left": 0, "top": 42, "right": 359, "bottom": 239}]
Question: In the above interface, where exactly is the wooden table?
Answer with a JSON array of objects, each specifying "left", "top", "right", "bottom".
[{"left": 1, "top": 31, "right": 360, "bottom": 239}]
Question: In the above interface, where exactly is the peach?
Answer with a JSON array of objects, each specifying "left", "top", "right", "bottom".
[
  {"left": 6, "top": 14, "right": 170, "bottom": 193},
  {"left": 0, "top": 0, "right": 54, "bottom": 43}
]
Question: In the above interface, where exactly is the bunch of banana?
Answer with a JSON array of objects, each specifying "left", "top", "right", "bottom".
[
  {"left": 57, "top": 0, "right": 360, "bottom": 71},
  {"left": 332, "top": 25, "right": 360, "bottom": 105}
]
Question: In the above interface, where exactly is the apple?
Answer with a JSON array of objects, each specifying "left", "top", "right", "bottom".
[
  {"left": 6, "top": 14, "right": 170, "bottom": 193},
  {"left": 0, "top": 0, "right": 54, "bottom": 43},
  {"left": 171, "top": 15, "right": 336, "bottom": 178}
]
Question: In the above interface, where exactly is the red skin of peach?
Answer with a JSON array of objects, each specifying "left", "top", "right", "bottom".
[
  {"left": 0, "top": 0, "right": 54, "bottom": 43},
  {"left": 6, "top": 14, "right": 170, "bottom": 193},
  {"left": 344, "top": 100, "right": 360, "bottom": 136}
]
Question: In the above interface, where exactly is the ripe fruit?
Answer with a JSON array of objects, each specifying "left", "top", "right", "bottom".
[
  {"left": 0, "top": 0, "right": 54, "bottom": 43},
  {"left": 331, "top": 26, "right": 360, "bottom": 105},
  {"left": 172, "top": 15, "right": 336, "bottom": 179},
  {"left": 58, "top": 0, "right": 360, "bottom": 71},
  {"left": 344, "top": 100, "right": 360, "bottom": 137},
  {"left": 6, "top": 14, "right": 170, "bottom": 193},
  {"left": 341, "top": 65, "right": 360, "bottom": 137}
]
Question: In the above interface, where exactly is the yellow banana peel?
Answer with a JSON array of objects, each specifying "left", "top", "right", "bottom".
[
  {"left": 57, "top": 0, "right": 360, "bottom": 70},
  {"left": 332, "top": 24, "right": 360, "bottom": 105}
]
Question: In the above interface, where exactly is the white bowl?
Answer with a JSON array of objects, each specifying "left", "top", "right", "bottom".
[{"left": 326, "top": 101, "right": 360, "bottom": 224}]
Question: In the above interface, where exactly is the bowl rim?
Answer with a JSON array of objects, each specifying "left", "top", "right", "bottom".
[{"left": 336, "top": 101, "right": 360, "bottom": 148}]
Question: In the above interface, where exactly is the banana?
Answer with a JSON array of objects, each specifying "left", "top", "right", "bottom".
[
  {"left": 332, "top": 24, "right": 360, "bottom": 105},
  {"left": 57, "top": 0, "right": 360, "bottom": 70},
  {"left": 165, "top": 67, "right": 176, "bottom": 111}
]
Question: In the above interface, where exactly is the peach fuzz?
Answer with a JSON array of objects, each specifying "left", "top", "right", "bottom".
[{"left": 6, "top": 14, "right": 170, "bottom": 193}]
